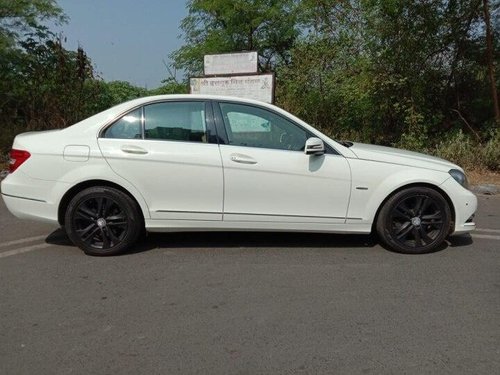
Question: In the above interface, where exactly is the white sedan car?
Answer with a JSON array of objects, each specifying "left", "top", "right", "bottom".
[{"left": 1, "top": 95, "right": 477, "bottom": 255}]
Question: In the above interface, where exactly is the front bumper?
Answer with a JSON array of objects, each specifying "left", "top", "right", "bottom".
[{"left": 439, "top": 177, "right": 477, "bottom": 235}]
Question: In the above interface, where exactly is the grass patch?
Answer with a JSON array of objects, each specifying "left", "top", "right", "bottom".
[{"left": 432, "top": 130, "right": 500, "bottom": 172}]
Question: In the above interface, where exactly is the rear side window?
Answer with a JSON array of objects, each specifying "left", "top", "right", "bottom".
[
  {"left": 103, "top": 109, "right": 142, "bottom": 139},
  {"left": 144, "top": 102, "right": 207, "bottom": 143}
]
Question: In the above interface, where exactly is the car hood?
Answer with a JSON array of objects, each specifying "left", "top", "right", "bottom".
[{"left": 348, "top": 142, "right": 461, "bottom": 172}]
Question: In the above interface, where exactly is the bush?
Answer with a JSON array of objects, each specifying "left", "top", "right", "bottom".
[
  {"left": 481, "top": 130, "right": 500, "bottom": 171},
  {"left": 0, "top": 123, "right": 26, "bottom": 156},
  {"left": 432, "top": 130, "right": 500, "bottom": 172}
]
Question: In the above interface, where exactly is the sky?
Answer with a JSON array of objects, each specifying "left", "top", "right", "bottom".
[{"left": 52, "top": 0, "right": 188, "bottom": 89}]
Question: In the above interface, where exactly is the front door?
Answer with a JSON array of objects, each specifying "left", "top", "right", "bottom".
[{"left": 214, "top": 101, "right": 351, "bottom": 223}]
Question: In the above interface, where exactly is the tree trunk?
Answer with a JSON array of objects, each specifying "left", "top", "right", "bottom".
[{"left": 483, "top": 0, "right": 500, "bottom": 124}]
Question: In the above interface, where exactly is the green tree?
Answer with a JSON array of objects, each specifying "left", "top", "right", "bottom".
[
  {"left": 149, "top": 77, "right": 189, "bottom": 95},
  {"left": 278, "top": 0, "right": 497, "bottom": 149},
  {"left": 0, "top": 0, "right": 66, "bottom": 50},
  {"left": 103, "top": 81, "right": 148, "bottom": 105},
  {"left": 2, "top": 35, "right": 103, "bottom": 130},
  {"left": 171, "top": 0, "right": 301, "bottom": 75}
]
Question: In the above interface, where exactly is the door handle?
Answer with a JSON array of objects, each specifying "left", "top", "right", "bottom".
[
  {"left": 121, "top": 145, "right": 148, "bottom": 155},
  {"left": 230, "top": 153, "right": 257, "bottom": 165}
]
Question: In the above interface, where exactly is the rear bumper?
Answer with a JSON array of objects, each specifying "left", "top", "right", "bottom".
[
  {"left": 1, "top": 193, "right": 58, "bottom": 225},
  {"left": 1, "top": 171, "right": 68, "bottom": 225}
]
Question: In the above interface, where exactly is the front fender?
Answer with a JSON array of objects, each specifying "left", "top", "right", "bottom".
[{"left": 346, "top": 159, "right": 449, "bottom": 224}]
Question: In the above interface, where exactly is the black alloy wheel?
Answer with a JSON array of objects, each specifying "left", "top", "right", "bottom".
[
  {"left": 376, "top": 187, "right": 452, "bottom": 254},
  {"left": 65, "top": 186, "right": 142, "bottom": 256}
]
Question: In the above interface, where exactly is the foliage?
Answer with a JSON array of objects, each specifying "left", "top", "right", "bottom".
[
  {"left": 0, "top": 0, "right": 66, "bottom": 50},
  {"left": 171, "top": 0, "right": 301, "bottom": 75},
  {"left": 433, "top": 129, "right": 500, "bottom": 171},
  {"left": 101, "top": 81, "right": 148, "bottom": 105},
  {"left": 280, "top": 0, "right": 497, "bottom": 140},
  {"left": 1, "top": 35, "right": 105, "bottom": 130},
  {"left": 480, "top": 129, "right": 500, "bottom": 170},
  {"left": 148, "top": 78, "right": 189, "bottom": 95}
]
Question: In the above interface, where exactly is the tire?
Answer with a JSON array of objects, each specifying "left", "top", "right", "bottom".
[
  {"left": 376, "top": 187, "right": 452, "bottom": 254},
  {"left": 64, "top": 186, "right": 143, "bottom": 256}
]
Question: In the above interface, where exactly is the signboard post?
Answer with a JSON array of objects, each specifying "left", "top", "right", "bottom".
[{"left": 190, "top": 51, "right": 275, "bottom": 104}]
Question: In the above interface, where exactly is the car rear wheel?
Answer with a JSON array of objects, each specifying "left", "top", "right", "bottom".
[
  {"left": 64, "top": 186, "right": 142, "bottom": 256},
  {"left": 376, "top": 187, "right": 452, "bottom": 254}
]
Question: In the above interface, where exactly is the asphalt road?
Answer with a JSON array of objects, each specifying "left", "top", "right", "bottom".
[{"left": 0, "top": 195, "right": 499, "bottom": 374}]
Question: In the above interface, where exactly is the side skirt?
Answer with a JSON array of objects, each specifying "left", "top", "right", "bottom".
[{"left": 145, "top": 219, "right": 372, "bottom": 234}]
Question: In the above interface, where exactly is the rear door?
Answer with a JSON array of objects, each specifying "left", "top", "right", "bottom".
[{"left": 98, "top": 100, "right": 223, "bottom": 221}]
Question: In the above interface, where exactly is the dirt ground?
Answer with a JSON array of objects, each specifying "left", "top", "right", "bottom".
[{"left": 467, "top": 169, "right": 500, "bottom": 186}]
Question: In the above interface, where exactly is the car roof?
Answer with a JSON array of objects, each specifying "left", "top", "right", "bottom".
[{"left": 119, "top": 94, "right": 276, "bottom": 109}]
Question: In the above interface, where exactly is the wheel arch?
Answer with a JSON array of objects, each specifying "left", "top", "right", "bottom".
[
  {"left": 371, "top": 182, "right": 456, "bottom": 234},
  {"left": 58, "top": 179, "right": 146, "bottom": 227}
]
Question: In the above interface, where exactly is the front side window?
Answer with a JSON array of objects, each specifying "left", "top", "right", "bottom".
[
  {"left": 144, "top": 101, "right": 207, "bottom": 143},
  {"left": 219, "top": 103, "right": 307, "bottom": 151},
  {"left": 103, "top": 108, "right": 142, "bottom": 139}
]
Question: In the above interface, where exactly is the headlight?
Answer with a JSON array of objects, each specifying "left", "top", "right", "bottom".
[{"left": 449, "top": 169, "right": 469, "bottom": 189}]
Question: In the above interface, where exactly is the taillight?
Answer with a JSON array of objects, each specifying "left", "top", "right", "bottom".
[{"left": 9, "top": 149, "right": 31, "bottom": 173}]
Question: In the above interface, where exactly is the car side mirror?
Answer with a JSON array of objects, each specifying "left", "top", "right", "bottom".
[{"left": 304, "top": 137, "right": 325, "bottom": 155}]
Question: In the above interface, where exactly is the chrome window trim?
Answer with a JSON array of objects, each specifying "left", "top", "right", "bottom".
[{"left": 97, "top": 99, "right": 210, "bottom": 139}]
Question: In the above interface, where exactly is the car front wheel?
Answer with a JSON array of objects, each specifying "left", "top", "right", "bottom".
[
  {"left": 376, "top": 187, "right": 452, "bottom": 254},
  {"left": 64, "top": 186, "right": 142, "bottom": 256}
]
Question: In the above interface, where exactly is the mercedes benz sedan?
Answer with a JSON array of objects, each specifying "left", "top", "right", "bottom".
[{"left": 1, "top": 95, "right": 477, "bottom": 255}]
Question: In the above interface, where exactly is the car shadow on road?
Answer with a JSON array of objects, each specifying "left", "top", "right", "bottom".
[
  {"left": 45, "top": 229, "right": 73, "bottom": 246},
  {"left": 44, "top": 228, "right": 475, "bottom": 256},
  {"left": 145, "top": 231, "right": 378, "bottom": 250},
  {"left": 45, "top": 229, "right": 377, "bottom": 253},
  {"left": 447, "top": 234, "right": 473, "bottom": 247}
]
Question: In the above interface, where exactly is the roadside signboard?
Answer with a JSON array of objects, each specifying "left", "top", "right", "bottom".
[
  {"left": 204, "top": 51, "right": 258, "bottom": 76},
  {"left": 190, "top": 74, "right": 274, "bottom": 104}
]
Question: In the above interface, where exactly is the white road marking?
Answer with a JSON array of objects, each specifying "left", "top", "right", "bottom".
[
  {"left": 0, "top": 235, "right": 47, "bottom": 249},
  {"left": 475, "top": 228, "right": 500, "bottom": 234},
  {"left": 471, "top": 234, "right": 500, "bottom": 241},
  {"left": 0, "top": 243, "right": 52, "bottom": 259}
]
